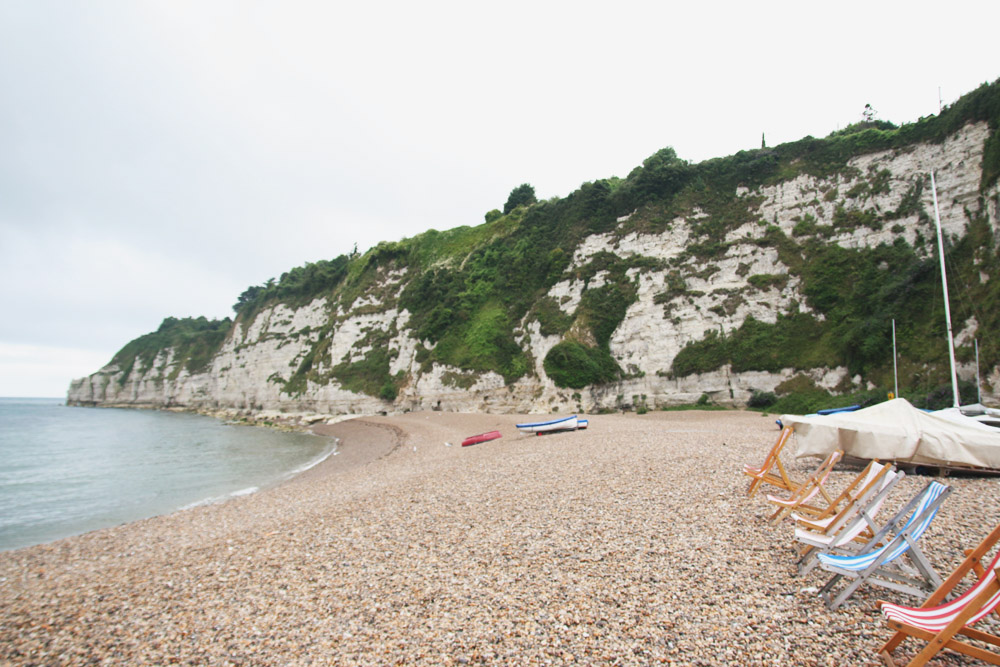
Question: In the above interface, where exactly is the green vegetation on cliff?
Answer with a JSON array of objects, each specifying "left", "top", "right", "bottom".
[
  {"left": 105, "top": 78, "right": 1000, "bottom": 402},
  {"left": 111, "top": 316, "right": 231, "bottom": 382}
]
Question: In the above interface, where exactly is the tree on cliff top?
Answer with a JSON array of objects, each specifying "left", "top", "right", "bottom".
[{"left": 503, "top": 183, "right": 537, "bottom": 214}]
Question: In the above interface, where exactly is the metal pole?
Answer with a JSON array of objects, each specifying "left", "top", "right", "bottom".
[
  {"left": 892, "top": 319, "right": 899, "bottom": 399},
  {"left": 930, "top": 171, "right": 961, "bottom": 408},
  {"left": 976, "top": 339, "right": 982, "bottom": 404}
]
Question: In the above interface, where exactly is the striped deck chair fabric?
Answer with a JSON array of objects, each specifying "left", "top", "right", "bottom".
[
  {"left": 794, "top": 463, "right": 903, "bottom": 576},
  {"left": 878, "top": 523, "right": 1000, "bottom": 666},
  {"left": 816, "top": 480, "right": 951, "bottom": 610},
  {"left": 790, "top": 459, "right": 890, "bottom": 525}
]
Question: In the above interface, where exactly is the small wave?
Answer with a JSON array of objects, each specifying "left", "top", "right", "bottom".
[
  {"left": 178, "top": 496, "right": 221, "bottom": 511},
  {"left": 178, "top": 485, "right": 261, "bottom": 511},
  {"left": 285, "top": 437, "right": 339, "bottom": 477}
]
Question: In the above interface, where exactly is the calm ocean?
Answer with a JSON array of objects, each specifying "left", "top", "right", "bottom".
[{"left": 0, "top": 398, "right": 335, "bottom": 552}]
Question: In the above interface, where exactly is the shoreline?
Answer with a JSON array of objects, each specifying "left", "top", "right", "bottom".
[
  {"left": 0, "top": 405, "right": 344, "bottom": 554},
  {"left": 3, "top": 409, "right": 1000, "bottom": 664}
]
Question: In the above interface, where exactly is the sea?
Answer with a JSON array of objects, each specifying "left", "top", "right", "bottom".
[{"left": 0, "top": 397, "right": 336, "bottom": 552}]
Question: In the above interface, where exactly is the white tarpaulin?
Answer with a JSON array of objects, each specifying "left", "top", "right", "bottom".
[{"left": 782, "top": 398, "right": 1000, "bottom": 470}]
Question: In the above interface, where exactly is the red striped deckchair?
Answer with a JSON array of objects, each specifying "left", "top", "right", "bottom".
[
  {"left": 878, "top": 523, "right": 1000, "bottom": 666},
  {"left": 744, "top": 426, "right": 797, "bottom": 497},
  {"left": 765, "top": 449, "right": 842, "bottom": 523}
]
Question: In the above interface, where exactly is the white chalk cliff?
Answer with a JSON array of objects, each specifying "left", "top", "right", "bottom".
[{"left": 68, "top": 120, "right": 1000, "bottom": 416}]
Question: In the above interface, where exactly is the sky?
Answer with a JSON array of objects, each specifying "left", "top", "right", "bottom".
[{"left": 1, "top": 0, "right": 998, "bottom": 397}]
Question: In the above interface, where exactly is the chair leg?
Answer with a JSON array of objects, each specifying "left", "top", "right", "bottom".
[
  {"left": 819, "top": 572, "right": 843, "bottom": 608},
  {"left": 823, "top": 569, "right": 871, "bottom": 611},
  {"left": 878, "top": 624, "right": 910, "bottom": 666},
  {"left": 878, "top": 648, "right": 901, "bottom": 667},
  {"left": 797, "top": 551, "right": 820, "bottom": 577}
]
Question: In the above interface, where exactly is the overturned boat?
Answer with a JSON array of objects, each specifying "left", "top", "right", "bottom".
[{"left": 461, "top": 430, "right": 502, "bottom": 447}]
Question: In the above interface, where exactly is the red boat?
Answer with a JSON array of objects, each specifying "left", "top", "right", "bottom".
[{"left": 461, "top": 430, "right": 502, "bottom": 447}]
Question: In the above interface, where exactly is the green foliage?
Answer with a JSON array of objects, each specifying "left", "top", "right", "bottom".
[
  {"left": 912, "top": 381, "right": 980, "bottom": 410},
  {"left": 533, "top": 297, "right": 573, "bottom": 337},
  {"left": 832, "top": 205, "right": 882, "bottom": 231},
  {"left": 112, "top": 316, "right": 231, "bottom": 380},
  {"left": 580, "top": 283, "right": 633, "bottom": 349},
  {"left": 673, "top": 204, "right": 1000, "bottom": 402},
  {"left": 767, "top": 79, "right": 1000, "bottom": 182},
  {"left": 671, "top": 312, "right": 837, "bottom": 377},
  {"left": 747, "top": 274, "right": 788, "bottom": 291},
  {"left": 754, "top": 225, "right": 803, "bottom": 273},
  {"left": 747, "top": 390, "right": 777, "bottom": 408},
  {"left": 653, "top": 270, "right": 688, "bottom": 304},
  {"left": 484, "top": 208, "right": 502, "bottom": 223},
  {"left": 503, "top": 183, "right": 537, "bottom": 214},
  {"left": 234, "top": 256, "right": 350, "bottom": 318},
  {"left": 801, "top": 240, "right": 939, "bottom": 377},
  {"left": 543, "top": 340, "right": 619, "bottom": 389},
  {"left": 792, "top": 213, "right": 821, "bottom": 237},
  {"left": 768, "top": 390, "right": 833, "bottom": 415},
  {"left": 619, "top": 147, "right": 694, "bottom": 208},
  {"left": 332, "top": 346, "right": 398, "bottom": 401},
  {"left": 671, "top": 330, "right": 728, "bottom": 377}
]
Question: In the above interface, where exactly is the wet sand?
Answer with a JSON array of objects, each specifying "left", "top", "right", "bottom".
[{"left": 1, "top": 410, "right": 998, "bottom": 665}]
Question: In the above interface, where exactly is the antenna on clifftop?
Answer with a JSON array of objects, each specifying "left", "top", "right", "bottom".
[{"left": 939, "top": 87, "right": 943, "bottom": 114}]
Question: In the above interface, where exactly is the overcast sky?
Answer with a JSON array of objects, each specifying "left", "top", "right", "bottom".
[{"left": 1, "top": 0, "right": 998, "bottom": 397}]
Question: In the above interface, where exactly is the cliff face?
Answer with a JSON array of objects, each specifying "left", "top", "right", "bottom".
[{"left": 69, "top": 111, "right": 1000, "bottom": 416}]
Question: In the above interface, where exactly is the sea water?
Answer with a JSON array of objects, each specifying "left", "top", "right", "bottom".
[{"left": 0, "top": 398, "right": 335, "bottom": 552}]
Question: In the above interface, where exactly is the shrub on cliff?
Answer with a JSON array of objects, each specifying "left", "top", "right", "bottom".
[
  {"left": 111, "top": 316, "right": 231, "bottom": 379},
  {"left": 503, "top": 183, "right": 537, "bottom": 214},
  {"left": 543, "top": 340, "right": 620, "bottom": 389}
]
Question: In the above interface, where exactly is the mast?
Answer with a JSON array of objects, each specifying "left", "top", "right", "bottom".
[
  {"left": 976, "top": 339, "right": 982, "bottom": 404},
  {"left": 930, "top": 171, "right": 961, "bottom": 408},
  {"left": 892, "top": 319, "right": 899, "bottom": 399}
]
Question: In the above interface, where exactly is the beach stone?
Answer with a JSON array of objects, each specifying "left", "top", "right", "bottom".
[{"left": 1, "top": 410, "right": 997, "bottom": 665}]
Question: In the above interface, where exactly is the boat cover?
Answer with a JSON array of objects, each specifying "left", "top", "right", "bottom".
[{"left": 783, "top": 398, "right": 1000, "bottom": 470}]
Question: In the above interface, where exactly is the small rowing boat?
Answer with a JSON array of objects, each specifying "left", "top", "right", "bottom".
[
  {"left": 516, "top": 415, "right": 578, "bottom": 434},
  {"left": 461, "top": 430, "right": 502, "bottom": 447}
]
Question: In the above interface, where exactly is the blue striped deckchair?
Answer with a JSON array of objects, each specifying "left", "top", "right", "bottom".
[
  {"left": 816, "top": 480, "right": 951, "bottom": 610},
  {"left": 794, "top": 462, "right": 904, "bottom": 576}
]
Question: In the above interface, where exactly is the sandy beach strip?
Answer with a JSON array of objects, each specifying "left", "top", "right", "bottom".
[{"left": 2, "top": 409, "right": 999, "bottom": 665}]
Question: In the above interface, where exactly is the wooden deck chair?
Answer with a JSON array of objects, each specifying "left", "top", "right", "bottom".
[
  {"left": 744, "top": 426, "right": 798, "bottom": 497},
  {"left": 794, "top": 463, "right": 904, "bottom": 576},
  {"left": 765, "top": 449, "right": 842, "bottom": 524},
  {"left": 878, "top": 523, "right": 1000, "bottom": 666},
  {"left": 792, "top": 458, "right": 892, "bottom": 523},
  {"left": 816, "top": 480, "right": 951, "bottom": 610}
]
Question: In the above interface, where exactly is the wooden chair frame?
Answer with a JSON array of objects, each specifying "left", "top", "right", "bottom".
[
  {"left": 794, "top": 463, "right": 903, "bottom": 576},
  {"left": 793, "top": 459, "right": 891, "bottom": 523},
  {"left": 744, "top": 426, "right": 798, "bottom": 497},
  {"left": 878, "top": 523, "right": 1000, "bottom": 666},
  {"left": 817, "top": 480, "right": 952, "bottom": 610},
  {"left": 765, "top": 450, "right": 842, "bottom": 524}
]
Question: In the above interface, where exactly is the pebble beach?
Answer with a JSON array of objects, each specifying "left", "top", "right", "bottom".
[{"left": 2, "top": 409, "right": 999, "bottom": 666}]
